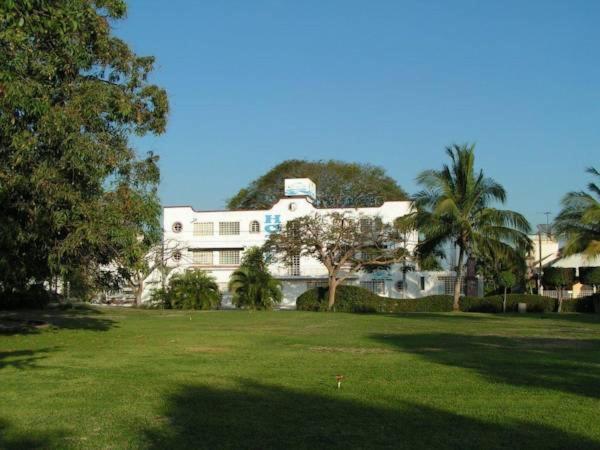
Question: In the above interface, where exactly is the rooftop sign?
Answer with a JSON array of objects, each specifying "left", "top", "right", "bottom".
[{"left": 284, "top": 178, "right": 316, "bottom": 201}]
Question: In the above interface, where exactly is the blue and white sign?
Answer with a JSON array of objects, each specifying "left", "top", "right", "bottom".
[
  {"left": 264, "top": 214, "right": 282, "bottom": 234},
  {"left": 284, "top": 178, "right": 316, "bottom": 200}
]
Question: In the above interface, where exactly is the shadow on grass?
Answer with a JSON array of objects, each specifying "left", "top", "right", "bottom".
[
  {"left": 0, "top": 305, "right": 116, "bottom": 335},
  {"left": 0, "top": 418, "right": 69, "bottom": 450},
  {"left": 140, "top": 379, "right": 599, "bottom": 450},
  {"left": 371, "top": 333, "right": 600, "bottom": 399},
  {"left": 0, "top": 347, "right": 58, "bottom": 370}
]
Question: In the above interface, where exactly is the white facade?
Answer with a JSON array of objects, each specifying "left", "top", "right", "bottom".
[{"left": 155, "top": 179, "right": 476, "bottom": 308}]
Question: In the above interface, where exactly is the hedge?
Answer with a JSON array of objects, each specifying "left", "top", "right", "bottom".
[
  {"left": 561, "top": 294, "right": 600, "bottom": 313},
  {"left": 296, "top": 285, "right": 382, "bottom": 313},
  {"left": 297, "top": 288, "right": 566, "bottom": 314}
]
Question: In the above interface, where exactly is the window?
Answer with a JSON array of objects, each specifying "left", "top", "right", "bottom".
[
  {"left": 192, "top": 250, "right": 213, "bottom": 265},
  {"left": 194, "top": 222, "right": 213, "bottom": 236},
  {"left": 360, "top": 218, "right": 373, "bottom": 234},
  {"left": 219, "top": 221, "right": 240, "bottom": 235},
  {"left": 219, "top": 249, "right": 240, "bottom": 265},
  {"left": 172, "top": 222, "right": 183, "bottom": 233},
  {"left": 438, "top": 276, "right": 466, "bottom": 295},
  {"left": 288, "top": 255, "right": 300, "bottom": 276},
  {"left": 172, "top": 251, "right": 182, "bottom": 262},
  {"left": 250, "top": 220, "right": 260, "bottom": 233},
  {"left": 395, "top": 280, "right": 404, "bottom": 291},
  {"left": 306, "top": 280, "right": 329, "bottom": 290},
  {"left": 420, "top": 276, "right": 425, "bottom": 290},
  {"left": 360, "top": 280, "right": 385, "bottom": 295}
]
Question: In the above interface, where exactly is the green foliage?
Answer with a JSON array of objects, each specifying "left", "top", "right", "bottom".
[
  {"left": 554, "top": 167, "right": 600, "bottom": 258},
  {"left": 542, "top": 267, "right": 576, "bottom": 289},
  {"left": 381, "top": 295, "right": 454, "bottom": 313},
  {"left": 0, "top": 1, "right": 168, "bottom": 299},
  {"left": 297, "top": 290, "right": 557, "bottom": 314},
  {"left": 498, "top": 271, "right": 517, "bottom": 289},
  {"left": 579, "top": 267, "right": 600, "bottom": 287},
  {"left": 227, "top": 160, "right": 407, "bottom": 209},
  {"left": 163, "top": 271, "right": 221, "bottom": 310},
  {"left": 228, "top": 247, "right": 282, "bottom": 310},
  {"left": 0, "top": 284, "right": 57, "bottom": 309},
  {"left": 296, "top": 286, "right": 382, "bottom": 313},
  {"left": 399, "top": 144, "right": 532, "bottom": 311},
  {"left": 560, "top": 294, "right": 600, "bottom": 313}
]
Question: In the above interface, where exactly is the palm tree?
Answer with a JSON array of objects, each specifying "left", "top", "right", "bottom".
[
  {"left": 168, "top": 270, "right": 221, "bottom": 310},
  {"left": 554, "top": 167, "right": 600, "bottom": 258},
  {"left": 229, "top": 247, "right": 282, "bottom": 310},
  {"left": 404, "top": 144, "right": 531, "bottom": 311}
]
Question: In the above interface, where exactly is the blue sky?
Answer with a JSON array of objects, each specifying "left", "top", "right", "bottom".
[{"left": 119, "top": 0, "right": 600, "bottom": 227}]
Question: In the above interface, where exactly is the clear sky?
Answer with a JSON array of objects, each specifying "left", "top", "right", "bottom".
[{"left": 118, "top": 0, "right": 600, "bottom": 227}]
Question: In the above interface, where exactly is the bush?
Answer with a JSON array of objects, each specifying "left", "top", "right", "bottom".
[
  {"left": 158, "top": 270, "right": 221, "bottom": 310},
  {"left": 0, "top": 285, "right": 57, "bottom": 310},
  {"left": 296, "top": 285, "right": 382, "bottom": 313},
  {"left": 561, "top": 293, "right": 600, "bottom": 313},
  {"left": 381, "top": 295, "right": 454, "bottom": 313},
  {"left": 297, "top": 290, "right": 558, "bottom": 314}
]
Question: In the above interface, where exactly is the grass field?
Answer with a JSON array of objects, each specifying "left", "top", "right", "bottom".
[{"left": 1, "top": 306, "right": 600, "bottom": 449}]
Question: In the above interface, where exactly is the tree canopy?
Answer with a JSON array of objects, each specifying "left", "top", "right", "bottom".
[
  {"left": 227, "top": 160, "right": 408, "bottom": 210},
  {"left": 554, "top": 167, "right": 600, "bottom": 259},
  {"left": 399, "top": 144, "right": 531, "bottom": 311},
  {"left": 264, "top": 212, "right": 408, "bottom": 309},
  {"left": 0, "top": 1, "right": 168, "bottom": 296}
]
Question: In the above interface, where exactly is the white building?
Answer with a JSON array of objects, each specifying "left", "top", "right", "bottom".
[{"left": 155, "top": 178, "right": 477, "bottom": 308}]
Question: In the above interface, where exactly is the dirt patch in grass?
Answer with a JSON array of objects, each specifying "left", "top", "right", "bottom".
[
  {"left": 309, "top": 346, "right": 393, "bottom": 355},
  {"left": 184, "top": 346, "right": 230, "bottom": 354}
]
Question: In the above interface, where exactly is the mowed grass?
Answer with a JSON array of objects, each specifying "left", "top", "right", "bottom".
[{"left": 1, "top": 307, "right": 600, "bottom": 449}]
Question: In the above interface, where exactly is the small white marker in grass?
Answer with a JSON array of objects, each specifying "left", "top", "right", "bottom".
[{"left": 336, "top": 375, "right": 345, "bottom": 389}]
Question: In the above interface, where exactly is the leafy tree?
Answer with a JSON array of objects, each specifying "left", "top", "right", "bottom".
[
  {"left": 227, "top": 160, "right": 407, "bottom": 209},
  {"left": 554, "top": 167, "right": 600, "bottom": 259},
  {"left": 579, "top": 266, "right": 600, "bottom": 292},
  {"left": 498, "top": 270, "right": 516, "bottom": 312},
  {"left": 264, "top": 213, "right": 408, "bottom": 310},
  {"left": 0, "top": 1, "right": 168, "bottom": 298},
  {"left": 166, "top": 270, "right": 221, "bottom": 310},
  {"left": 398, "top": 144, "right": 531, "bottom": 311},
  {"left": 542, "top": 267, "right": 575, "bottom": 312},
  {"left": 228, "top": 247, "right": 282, "bottom": 310}
]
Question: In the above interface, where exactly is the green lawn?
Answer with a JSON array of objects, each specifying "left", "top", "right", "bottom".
[{"left": 1, "top": 307, "right": 600, "bottom": 449}]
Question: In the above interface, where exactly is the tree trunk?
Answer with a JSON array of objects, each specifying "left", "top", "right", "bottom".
[
  {"left": 557, "top": 287, "right": 562, "bottom": 313},
  {"left": 327, "top": 275, "right": 338, "bottom": 311},
  {"left": 503, "top": 287, "right": 507, "bottom": 313},
  {"left": 133, "top": 277, "right": 143, "bottom": 307},
  {"left": 453, "top": 246, "right": 465, "bottom": 312}
]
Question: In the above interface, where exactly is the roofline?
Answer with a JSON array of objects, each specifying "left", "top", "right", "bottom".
[{"left": 163, "top": 197, "right": 412, "bottom": 213}]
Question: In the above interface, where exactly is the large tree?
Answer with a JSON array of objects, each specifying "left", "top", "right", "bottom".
[
  {"left": 0, "top": 1, "right": 168, "bottom": 296},
  {"left": 399, "top": 144, "right": 531, "bottom": 311},
  {"left": 264, "top": 212, "right": 408, "bottom": 310},
  {"left": 554, "top": 167, "right": 600, "bottom": 259},
  {"left": 227, "top": 160, "right": 408, "bottom": 210}
]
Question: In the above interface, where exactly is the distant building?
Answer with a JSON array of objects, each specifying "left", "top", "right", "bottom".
[{"left": 154, "top": 178, "right": 481, "bottom": 308}]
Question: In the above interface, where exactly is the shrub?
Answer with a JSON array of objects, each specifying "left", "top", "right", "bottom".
[
  {"left": 165, "top": 270, "right": 221, "bottom": 310},
  {"left": 297, "top": 290, "right": 558, "bottom": 314},
  {"left": 229, "top": 248, "right": 282, "bottom": 310},
  {"left": 561, "top": 294, "right": 600, "bottom": 313},
  {"left": 296, "top": 286, "right": 381, "bottom": 313},
  {"left": 381, "top": 295, "right": 453, "bottom": 313}
]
